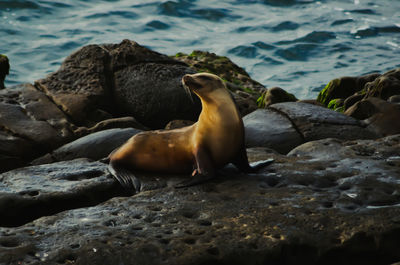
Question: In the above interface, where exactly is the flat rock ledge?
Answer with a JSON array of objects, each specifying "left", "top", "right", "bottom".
[{"left": 1, "top": 135, "right": 399, "bottom": 265}]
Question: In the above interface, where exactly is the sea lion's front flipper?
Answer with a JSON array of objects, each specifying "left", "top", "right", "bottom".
[
  {"left": 232, "top": 146, "right": 274, "bottom": 173},
  {"left": 175, "top": 147, "right": 215, "bottom": 188},
  {"left": 108, "top": 161, "right": 141, "bottom": 194}
]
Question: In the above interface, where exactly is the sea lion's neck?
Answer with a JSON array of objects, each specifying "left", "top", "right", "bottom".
[{"left": 197, "top": 88, "right": 240, "bottom": 125}]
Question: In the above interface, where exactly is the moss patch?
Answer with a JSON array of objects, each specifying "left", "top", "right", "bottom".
[{"left": 172, "top": 50, "right": 265, "bottom": 94}]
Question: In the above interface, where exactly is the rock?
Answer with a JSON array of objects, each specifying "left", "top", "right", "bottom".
[
  {"left": 243, "top": 109, "right": 304, "bottom": 154},
  {"left": 0, "top": 159, "right": 125, "bottom": 227},
  {"left": 0, "top": 84, "right": 74, "bottom": 170},
  {"left": 345, "top": 97, "right": 400, "bottom": 137},
  {"left": 1, "top": 135, "right": 400, "bottom": 265},
  {"left": 35, "top": 39, "right": 201, "bottom": 128},
  {"left": 32, "top": 128, "right": 142, "bottom": 165},
  {"left": 165, "top": 120, "right": 195, "bottom": 130},
  {"left": 364, "top": 68, "right": 400, "bottom": 100},
  {"left": 257, "top": 87, "right": 297, "bottom": 108},
  {"left": 345, "top": 97, "right": 380, "bottom": 120},
  {"left": 317, "top": 73, "right": 380, "bottom": 107},
  {"left": 113, "top": 63, "right": 200, "bottom": 129},
  {"left": 365, "top": 100, "right": 400, "bottom": 137},
  {"left": 232, "top": 90, "right": 258, "bottom": 116},
  {"left": 388, "top": 95, "right": 400, "bottom": 103},
  {"left": 74, "top": 116, "right": 148, "bottom": 137},
  {"left": 343, "top": 94, "right": 364, "bottom": 110},
  {"left": 270, "top": 102, "right": 379, "bottom": 141},
  {"left": 174, "top": 50, "right": 265, "bottom": 92},
  {"left": 0, "top": 54, "right": 10, "bottom": 89}
]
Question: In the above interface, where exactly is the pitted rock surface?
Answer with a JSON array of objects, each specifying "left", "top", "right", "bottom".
[
  {"left": 0, "top": 159, "right": 124, "bottom": 227},
  {"left": 1, "top": 136, "right": 400, "bottom": 265}
]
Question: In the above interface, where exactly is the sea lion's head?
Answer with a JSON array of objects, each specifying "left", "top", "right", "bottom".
[{"left": 182, "top": 73, "right": 225, "bottom": 100}]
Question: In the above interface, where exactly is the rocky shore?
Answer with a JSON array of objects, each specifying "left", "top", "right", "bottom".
[{"left": 1, "top": 40, "right": 399, "bottom": 265}]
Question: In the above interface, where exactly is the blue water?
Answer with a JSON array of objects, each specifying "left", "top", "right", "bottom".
[{"left": 1, "top": 0, "right": 400, "bottom": 99}]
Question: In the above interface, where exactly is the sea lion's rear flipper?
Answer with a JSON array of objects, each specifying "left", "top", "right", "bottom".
[
  {"left": 175, "top": 147, "right": 215, "bottom": 188},
  {"left": 108, "top": 161, "right": 141, "bottom": 193},
  {"left": 232, "top": 146, "right": 274, "bottom": 173}
]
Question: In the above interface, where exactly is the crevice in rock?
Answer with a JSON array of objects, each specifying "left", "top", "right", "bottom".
[
  {"left": 268, "top": 106, "right": 306, "bottom": 142},
  {"left": 0, "top": 182, "right": 130, "bottom": 228}
]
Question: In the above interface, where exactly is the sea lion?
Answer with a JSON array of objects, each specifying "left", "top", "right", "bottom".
[{"left": 108, "top": 73, "right": 273, "bottom": 192}]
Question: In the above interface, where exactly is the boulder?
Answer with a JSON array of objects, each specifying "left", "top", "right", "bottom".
[
  {"left": 364, "top": 68, "right": 400, "bottom": 100},
  {"left": 270, "top": 102, "right": 379, "bottom": 141},
  {"left": 317, "top": 73, "right": 380, "bottom": 107},
  {"left": 35, "top": 39, "right": 202, "bottom": 129},
  {"left": 0, "top": 84, "right": 74, "bottom": 171},
  {"left": 32, "top": 128, "right": 142, "bottom": 165},
  {"left": 0, "top": 54, "right": 9, "bottom": 89},
  {"left": 243, "top": 109, "right": 304, "bottom": 154},
  {"left": 257, "top": 87, "right": 297, "bottom": 108},
  {"left": 345, "top": 97, "right": 400, "bottom": 137},
  {"left": 1, "top": 135, "right": 400, "bottom": 265}
]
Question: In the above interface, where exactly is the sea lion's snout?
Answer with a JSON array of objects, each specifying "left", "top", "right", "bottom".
[{"left": 182, "top": 74, "right": 195, "bottom": 102}]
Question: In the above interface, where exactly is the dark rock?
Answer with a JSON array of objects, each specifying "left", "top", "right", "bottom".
[
  {"left": 74, "top": 116, "right": 148, "bottom": 137},
  {"left": 165, "top": 120, "right": 195, "bottom": 130},
  {"left": 364, "top": 68, "right": 400, "bottom": 100},
  {"left": 343, "top": 93, "right": 364, "bottom": 110},
  {"left": 0, "top": 159, "right": 124, "bottom": 228},
  {"left": 0, "top": 84, "right": 74, "bottom": 169},
  {"left": 32, "top": 128, "right": 141, "bottom": 165},
  {"left": 270, "top": 102, "right": 379, "bottom": 141},
  {"left": 1, "top": 136, "right": 400, "bottom": 265},
  {"left": 113, "top": 63, "right": 199, "bottom": 129},
  {"left": 232, "top": 90, "right": 258, "bottom": 116},
  {"left": 243, "top": 109, "right": 304, "bottom": 154},
  {"left": 388, "top": 95, "right": 400, "bottom": 103},
  {"left": 0, "top": 54, "right": 10, "bottom": 89},
  {"left": 345, "top": 97, "right": 380, "bottom": 120},
  {"left": 345, "top": 97, "right": 400, "bottom": 136},
  {"left": 35, "top": 39, "right": 201, "bottom": 129},
  {"left": 257, "top": 87, "right": 297, "bottom": 108},
  {"left": 317, "top": 73, "right": 380, "bottom": 107}
]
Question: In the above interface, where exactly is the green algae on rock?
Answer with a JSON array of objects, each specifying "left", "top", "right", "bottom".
[
  {"left": 317, "top": 73, "right": 380, "bottom": 107},
  {"left": 257, "top": 87, "right": 298, "bottom": 108},
  {"left": 173, "top": 50, "right": 265, "bottom": 92}
]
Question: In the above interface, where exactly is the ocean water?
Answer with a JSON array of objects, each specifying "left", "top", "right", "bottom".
[{"left": 1, "top": 0, "right": 400, "bottom": 99}]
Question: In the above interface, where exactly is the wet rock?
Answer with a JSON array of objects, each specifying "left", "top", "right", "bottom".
[
  {"left": 0, "top": 54, "right": 10, "bottom": 89},
  {"left": 35, "top": 39, "right": 201, "bottom": 128},
  {"left": 1, "top": 136, "right": 400, "bottom": 265},
  {"left": 0, "top": 84, "right": 74, "bottom": 170},
  {"left": 270, "top": 102, "right": 379, "bottom": 141},
  {"left": 388, "top": 95, "right": 400, "bottom": 103},
  {"left": 317, "top": 73, "right": 380, "bottom": 107},
  {"left": 257, "top": 87, "right": 297, "bottom": 108},
  {"left": 32, "top": 128, "right": 141, "bottom": 165},
  {"left": 364, "top": 68, "right": 400, "bottom": 100},
  {"left": 0, "top": 159, "right": 124, "bottom": 227},
  {"left": 243, "top": 109, "right": 304, "bottom": 154}
]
